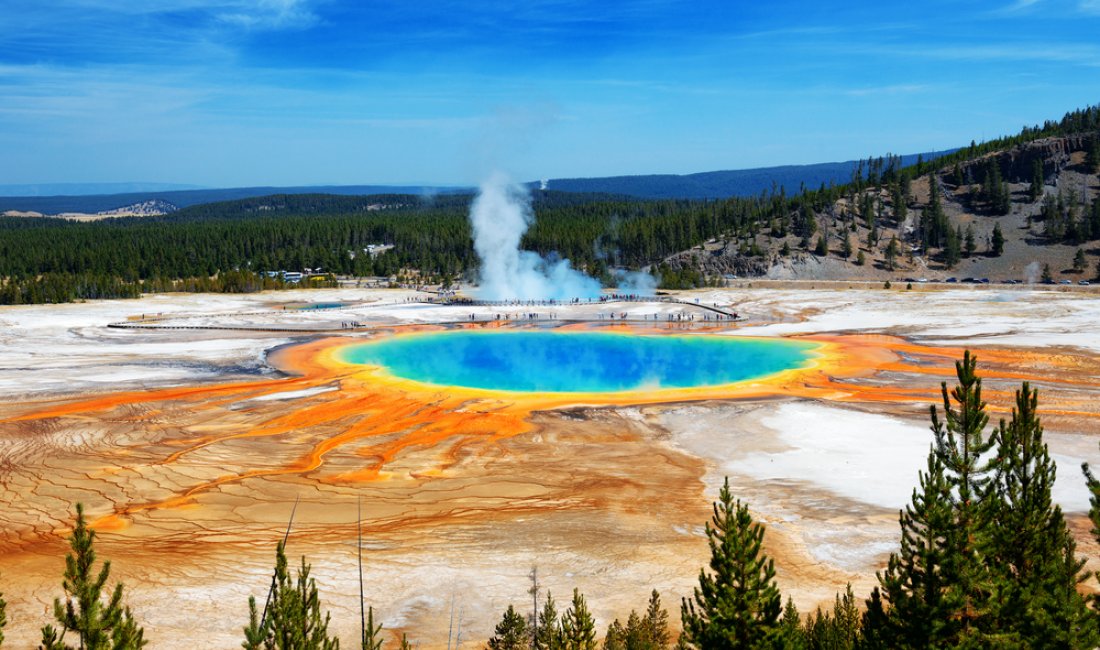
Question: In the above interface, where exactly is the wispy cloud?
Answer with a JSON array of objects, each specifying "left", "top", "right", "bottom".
[
  {"left": 843, "top": 84, "right": 934, "bottom": 97},
  {"left": 1001, "top": 0, "right": 1045, "bottom": 11},
  {"left": 1080, "top": 0, "right": 1100, "bottom": 14},
  {"left": 217, "top": 0, "right": 320, "bottom": 30}
]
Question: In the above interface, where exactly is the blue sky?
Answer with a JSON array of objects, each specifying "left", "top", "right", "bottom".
[{"left": 1, "top": 0, "right": 1099, "bottom": 187}]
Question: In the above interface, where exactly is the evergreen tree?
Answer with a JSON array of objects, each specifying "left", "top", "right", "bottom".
[
  {"left": 779, "top": 598, "right": 806, "bottom": 650},
  {"left": 362, "top": 607, "right": 383, "bottom": 650},
  {"left": 943, "top": 225, "right": 961, "bottom": 269},
  {"left": 604, "top": 620, "right": 626, "bottom": 650},
  {"left": 643, "top": 590, "right": 670, "bottom": 650},
  {"left": 814, "top": 235, "right": 828, "bottom": 257},
  {"left": 802, "top": 585, "right": 860, "bottom": 650},
  {"left": 931, "top": 352, "right": 997, "bottom": 642},
  {"left": 884, "top": 236, "right": 899, "bottom": 271},
  {"left": 536, "top": 593, "right": 564, "bottom": 650},
  {"left": 561, "top": 589, "right": 596, "bottom": 650},
  {"left": 855, "top": 251, "right": 866, "bottom": 266},
  {"left": 869, "top": 443, "right": 954, "bottom": 649},
  {"left": 870, "top": 353, "right": 1000, "bottom": 648},
  {"left": 1029, "top": 159, "right": 1044, "bottom": 202},
  {"left": 1074, "top": 248, "right": 1087, "bottom": 273},
  {"left": 680, "top": 478, "right": 782, "bottom": 649},
  {"left": 40, "top": 503, "right": 146, "bottom": 650},
  {"left": 891, "top": 180, "right": 908, "bottom": 223},
  {"left": 990, "top": 223, "right": 1004, "bottom": 257},
  {"left": 1088, "top": 136, "right": 1100, "bottom": 175},
  {"left": 989, "top": 383, "right": 1096, "bottom": 646},
  {"left": 487, "top": 605, "right": 529, "bottom": 650},
  {"left": 1042, "top": 263, "right": 1053, "bottom": 284},
  {"left": 242, "top": 541, "right": 339, "bottom": 650},
  {"left": 964, "top": 225, "right": 976, "bottom": 258},
  {"left": 841, "top": 235, "right": 853, "bottom": 259}
]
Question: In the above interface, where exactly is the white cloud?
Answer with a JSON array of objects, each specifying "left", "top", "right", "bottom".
[
  {"left": 1080, "top": 0, "right": 1100, "bottom": 14},
  {"left": 218, "top": 0, "right": 319, "bottom": 30}
]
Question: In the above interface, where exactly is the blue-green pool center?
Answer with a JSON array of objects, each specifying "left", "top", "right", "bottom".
[{"left": 339, "top": 330, "right": 817, "bottom": 393}]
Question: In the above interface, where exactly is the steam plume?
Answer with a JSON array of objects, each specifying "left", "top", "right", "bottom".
[{"left": 470, "top": 173, "right": 601, "bottom": 300}]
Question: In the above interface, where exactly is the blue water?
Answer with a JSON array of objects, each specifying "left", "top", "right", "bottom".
[
  {"left": 294, "top": 302, "right": 348, "bottom": 310},
  {"left": 339, "top": 331, "right": 817, "bottom": 393}
]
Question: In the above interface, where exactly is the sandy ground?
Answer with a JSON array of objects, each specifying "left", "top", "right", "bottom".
[{"left": 2, "top": 286, "right": 1100, "bottom": 648}]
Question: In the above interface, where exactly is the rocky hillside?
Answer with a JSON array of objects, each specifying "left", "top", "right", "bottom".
[
  {"left": 664, "top": 135, "right": 1100, "bottom": 284},
  {"left": 97, "top": 199, "right": 178, "bottom": 217}
]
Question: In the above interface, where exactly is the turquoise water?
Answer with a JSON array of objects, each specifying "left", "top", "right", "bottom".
[{"left": 339, "top": 330, "right": 816, "bottom": 393}]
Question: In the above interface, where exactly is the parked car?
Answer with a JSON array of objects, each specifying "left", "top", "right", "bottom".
[
  {"left": 945, "top": 277, "right": 957, "bottom": 283},
  {"left": 1059, "top": 279, "right": 1073, "bottom": 285},
  {"left": 1080, "top": 280, "right": 1091, "bottom": 286}
]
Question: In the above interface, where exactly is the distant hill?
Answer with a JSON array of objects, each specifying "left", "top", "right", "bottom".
[
  {"left": 0, "top": 182, "right": 205, "bottom": 197},
  {"left": 0, "top": 184, "right": 469, "bottom": 216},
  {"left": 530, "top": 151, "right": 955, "bottom": 199},
  {"left": 0, "top": 152, "right": 957, "bottom": 215}
]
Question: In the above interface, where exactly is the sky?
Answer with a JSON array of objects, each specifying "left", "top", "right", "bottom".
[{"left": 1, "top": 0, "right": 1099, "bottom": 188}]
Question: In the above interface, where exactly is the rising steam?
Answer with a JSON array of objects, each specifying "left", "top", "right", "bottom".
[{"left": 470, "top": 173, "right": 601, "bottom": 300}]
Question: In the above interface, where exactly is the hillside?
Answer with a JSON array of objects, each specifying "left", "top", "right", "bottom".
[
  {"left": 0, "top": 184, "right": 469, "bottom": 216},
  {"left": 0, "top": 152, "right": 951, "bottom": 216},
  {"left": 662, "top": 134, "right": 1100, "bottom": 284},
  {"left": 530, "top": 151, "right": 953, "bottom": 200}
]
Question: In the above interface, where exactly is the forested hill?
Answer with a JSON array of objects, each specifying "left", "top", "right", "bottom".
[
  {"left": 530, "top": 151, "right": 954, "bottom": 199},
  {"left": 0, "top": 153, "right": 951, "bottom": 215},
  {"left": 0, "top": 184, "right": 469, "bottom": 215},
  {"left": 0, "top": 103, "right": 1097, "bottom": 303}
]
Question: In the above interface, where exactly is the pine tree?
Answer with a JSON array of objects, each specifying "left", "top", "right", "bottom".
[
  {"left": 802, "top": 584, "right": 860, "bottom": 650},
  {"left": 1029, "top": 159, "right": 1044, "bottom": 202},
  {"left": 869, "top": 353, "right": 1002, "bottom": 648},
  {"left": 680, "top": 478, "right": 782, "bottom": 649},
  {"left": 841, "top": 235, "right": 853, "bottom": 259},
  {"left": 243, "top": 541, "right": 339, "bottom": 650},
  {"left": 604, "top": 620, "right": 626, "bottom": 650},
  {"left": 814, "top": 235, "right": 828, "bottom": 257},
  {"left": 1074, "top": 248, "right": 1087, "bottom": 273},
  {"left": 891, "top": 180, "right": 908, "bottom": 223},
  {"left": 1090, "top": 195, "right": 1100, "bottom": 241},
  {"left": 779, "top": 598, "right": 805, "bottom": 650},
  {"left": 362, "top": 606, "right": 383, "bottom": 650},
  {"left": 536, "top": 593, "right": 564, "bottom": 650},
  {"left": 1088, "top": 136, "right": 1100, "bottom": 175},
  {"left": 40, "top": 503, "right": 146, "bottom": 650},
  {"left": 870, "top": 442, "right": 954, "bottom": 648},
  {"left": 931, "top": 351, "right": 997, "bottom": 643},
  {"left": 964, "top": 225, "right": 976, "bottom": 258},
  {"left": 1042, "top": 263, "right": 1053, "bottom": 284},
  {"left": 561, "top": 589, "right": 596, "bottom": 650},
  {"left": 989, "top": 383, "right": 1097, "bottom": 646},
  {"left": 643, "top": 590, "right": 670, "bottom": 650},
  {"left": 990, "top": 223, "right": 1004, "bottom": 257},
  {"left": 487, "top": 605, "right": 529, "bottom": 650},
  {"left": 943, "top": 226, "right": 961, "bottom": 269},
  {"left": 855, "top": 250, "right": 866, "bottom": 266},
  {"left": 884, "top": 236, "right": 899, "bottom": 271}
]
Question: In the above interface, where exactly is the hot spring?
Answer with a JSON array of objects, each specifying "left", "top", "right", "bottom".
[{"left": 339, "top": 330, "right": 819, "bottom": 393}]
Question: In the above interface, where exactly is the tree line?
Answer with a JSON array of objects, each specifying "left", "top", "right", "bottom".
[
  {"left": 1, "top": 105, "right": 1099, "bottom": 303},
  {"left": 3, "top": 351, "right": 1100, "bottom": 648}
]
